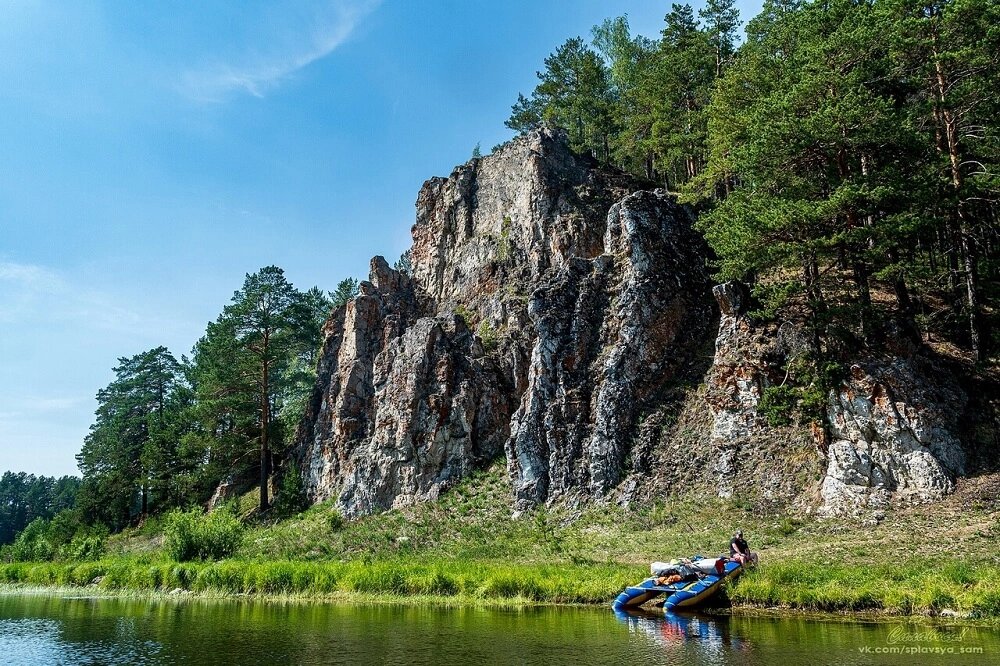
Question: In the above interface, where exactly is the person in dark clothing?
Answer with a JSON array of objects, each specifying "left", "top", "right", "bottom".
[{"left": 729, "top": 530, "right": 758, "bottom": 566}]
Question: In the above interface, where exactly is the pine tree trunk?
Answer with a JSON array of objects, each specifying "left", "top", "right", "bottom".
[
  {"left": 852, "top": 260, "right": 872, "bottom": 340},
  {"left": 260, "top": 340, "right": 270, "bottom": 512},
  {"left": 932, "top": 27, "right": 982, "bottom": 360},
  {"left": 959, "top": 212, "right": 982, "bottom": 360},
  {"left": 802, "top": 252, "right": 826, "bottom": 353}
]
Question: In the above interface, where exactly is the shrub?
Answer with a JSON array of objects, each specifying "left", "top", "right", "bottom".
[
  {"left": 7, "top": 518, "right": 55, "bottom": 562},
  {"left": 163, "top": 509, "right": 244, "bottom": 562},
  {"left": 476, "top": 320, "right": 499, "bottom": 352},
  {"left": 758, "top": 385, "right": 797, "bottom": 426},
  {"left": 273, "top": 462, "right": 308, "bottom": 518},
  {"left": 497, "top": 216, "right": 513, "bottom": 261},
  {"left": 778, "top": 517, "right": 801, "bottom": 536},
  {"left": 454, "top": 304, "right": 476, "bottom": 326},
  {"left": 58, "top": 535, "right": 105, "bottom": 561}
]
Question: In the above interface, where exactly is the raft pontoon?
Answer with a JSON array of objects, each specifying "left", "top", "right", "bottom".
[{"left": 611, "top": 557, "right": 742, "bottom": 611}]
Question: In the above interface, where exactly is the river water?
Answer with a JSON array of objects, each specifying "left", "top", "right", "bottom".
[{"left": 0, "top": 593, "right": 996, "bottom": 665}]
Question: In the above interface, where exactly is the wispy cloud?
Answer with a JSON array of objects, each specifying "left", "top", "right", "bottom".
[
  {"left": 0, "top": 259, "right": 146, "bottom": 334},
  {"left": 180, "top": 0, "right": 380, "bottom": 102},
  {"left": 0, "top": 261, "right": 63, "bottom": 291}
]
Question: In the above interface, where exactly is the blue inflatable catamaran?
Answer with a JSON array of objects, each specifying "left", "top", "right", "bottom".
[{"left": 611, "top": 557, "right": 742, "bottom": 611}]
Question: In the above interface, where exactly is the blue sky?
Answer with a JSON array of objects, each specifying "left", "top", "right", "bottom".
[{"left": 0, "top": 0, "right": 762, "bottom": 478}]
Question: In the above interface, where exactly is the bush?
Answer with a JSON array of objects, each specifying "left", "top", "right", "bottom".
[
  {"left": 163, "top": 509, "right": 244, "bottom": 562},
  {"left": 58, "top": 535, "right": 105, "bottom": 561},
  {"left": 758, "top": 385, "right": 797, "bottom": 426},
  {"left": 476, "top": 320, "right": 499, "bottom": 352},
  {"left": 7, "top": 518, "right": 55, "bottom": 562}
]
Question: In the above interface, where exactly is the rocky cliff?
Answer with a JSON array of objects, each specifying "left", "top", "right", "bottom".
[{"left": 294, "top": 128, "right": 974, "bottom": 519}]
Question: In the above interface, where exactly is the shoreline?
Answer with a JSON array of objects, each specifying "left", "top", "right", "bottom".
[{"left": 0, "top": 569, "right": 992, "bottom": 626}]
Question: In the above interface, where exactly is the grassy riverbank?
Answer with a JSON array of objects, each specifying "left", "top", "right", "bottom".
[
  {"left": 4, "top": 464, "right": 1000, "bottom": 617},
  {"left": 0, "top": 559, "right": 637, "bottom": 606}
]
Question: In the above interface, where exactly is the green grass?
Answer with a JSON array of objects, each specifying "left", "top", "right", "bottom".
[
  {"left": 4, "top": 555, "right": 1000, "bottom": 617},
  {"left": 730, "top": 560, "right": 1000, "bottom": 617},
  {"left": 0, "top": 557, "right": 639, "bottom": 606},
  {"left": 6, "top": 462, "right": 1000, "bottom": 617}
]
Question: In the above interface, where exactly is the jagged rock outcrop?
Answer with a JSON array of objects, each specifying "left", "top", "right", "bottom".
[
  {"left": 294, "top": 128, "right": 973, "bottom": 520},
  {"left": 295, "top": 129, "right": 714, "bottom": 515},
  {"left": 821, "top": 360, "right": 967, "bottom": 515},
  {"left": 296, "top": 256, "right": 510, "bottom": 517},
  {"left": 702, "top": 280, "right": 968, "bottom": 514},
  {"left": 703, "top": 282, "right": 816, "bottom": 501},
  {"left": 506, "top": 191, "right": 713, "bottom": 511}
]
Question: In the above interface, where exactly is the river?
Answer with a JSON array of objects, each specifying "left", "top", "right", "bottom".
[{"left": 0, "top": 593, "right": 996, "bottom": 664}]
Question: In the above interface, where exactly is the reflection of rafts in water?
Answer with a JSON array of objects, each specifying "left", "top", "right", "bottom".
[
  {"left": 614, "top": 606, "right": 751, "bottom": 660},
  {"left": 613, "top": 607, "right": 729, "bottom": 649},
  {"left": 611, "top": 557, "right": 742, "bottom": 611}
]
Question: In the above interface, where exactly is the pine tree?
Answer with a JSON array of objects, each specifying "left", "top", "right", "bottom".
[
  {"left": 592, "top": 16, "right": 658, "bottom": 176},
  {"left": 76, "top": 347, "right": 187, "bottom": 528},
  {"left": 218, "top": 267, "right": 308, "bottom": 511},
  {"left": 887, "top": 0, "right": 1000, "bottom": 359},
  {"left": 699, "top": 0, "right": 742, "bottom": 77},
  {"left": 646, "top": 4, "right": 715, "bottom": 188},
  {"left": 506, "top": 37, "right": 616, "bottom": 160},
  {"left": 688, "top": 0, "right": 919, "bottom": 349},
  {"left": 329, "top": 278, "right": 359, "bottom": 308}
]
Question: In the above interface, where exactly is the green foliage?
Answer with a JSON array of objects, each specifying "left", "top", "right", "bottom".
[
  {"left": 273, "top": 463, "right": 308, "bottom": 519},
  {"left": 471, "top": 142, "right": 482, "bottom": 159},
  {"left": 393, "top": 249, "right": 412, "bottom": 275},
  {"left": 191, "top": 266, "right": 321, "bottom": 512},
  {"left": 475, "top": 320, "right": 499, "bottom": 352},
  {"left": 58, "top": 534, "right": 106, "bottom": 561},
  {"left": 329, "top": 278, "right": 359, "bottom": 308},
  {"left": 327, "top": 510, "right": 345, "bottom": 532},
  {"left": 453, "top": 304, "right": 476, "bottom": 326},
  {"left": 163, "top": 509, "right": 244, "bottom": 562},
  {"left": 759, "top": 352, "right": 841, "bottom": 426},
  {"left": 0, "top": 510, "right": 106, "bottom": 563},
  {"left": 777, "top": 517, "right": 801, "bottom": 536},
  {"left": 0, "top": 471, "right": 79, "bottom": 545},
  {"left": 496, "top": 216, "right": 513, "bottom": 262},
  {"left": 506, "top": 37, "right": 616, "bottom": 160},
  {"left": 6, "top": 518, "right": 54, "bottom": 562},
  {"left": 687, "top": 0, "right": 999, "bottom": 356},
  {"left": 76, "top": 346, "right": 193, "bottom": 528},
  {"left": 758, "top": 385, "right": 797, "bottom": 427}
]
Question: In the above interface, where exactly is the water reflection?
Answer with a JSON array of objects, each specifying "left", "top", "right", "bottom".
[
  {"left": 1, "top": 593, "right": 997, "bottom": 665},
  {"left": 615, "top": 607, "right": 751, "bottom": 663}
]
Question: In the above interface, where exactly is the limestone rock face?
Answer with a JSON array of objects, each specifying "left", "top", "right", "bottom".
[
  {"left": 295, "top": 129, "right": 713, "bottom": 515},
  {"left": 702, "top": 280, "right": 967, "bottom": 514},
  {"left": 506, "top": 191, "right": 713, "bottom": 510},
  {"left": 294, "top": 128, "right": 971, "bottom": 519},
  {"left": 820, "top": 360, "right": 967, "bottom": 515},
  {"left": 296, "top": 257, "right": 510, "bottom": 517},
  {"left": 410, "top": 127, "right": 635, "bottom": 323},
  {"left": 703, "top": 282, "right": 814, "bottom": 499}
]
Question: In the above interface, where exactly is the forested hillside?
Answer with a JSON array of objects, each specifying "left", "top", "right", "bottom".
[
  {"left": 0, "top": 473, "right": 79, "bottom": 545},
  {"left": 508, "top": 0, "right": 998, "bottom": 370}
]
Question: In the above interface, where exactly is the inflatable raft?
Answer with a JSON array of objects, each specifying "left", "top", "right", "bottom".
[{"left": 611, "top": 557, "right": 742, "bottom": 611}]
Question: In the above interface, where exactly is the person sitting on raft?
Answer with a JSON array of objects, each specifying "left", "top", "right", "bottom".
[{"left": 730, "top": 530, "right": 758, "bottom": 566}]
